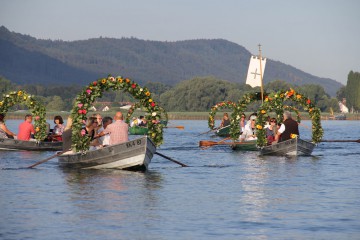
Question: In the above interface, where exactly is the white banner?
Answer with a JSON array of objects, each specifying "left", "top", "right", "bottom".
[{"left": 245, "top": 55, "right": 266, "bottom": 87}]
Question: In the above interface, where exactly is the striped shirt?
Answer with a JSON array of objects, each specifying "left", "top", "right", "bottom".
[{"left": 103, "top": 120, "right": 128, "bottom": 145}]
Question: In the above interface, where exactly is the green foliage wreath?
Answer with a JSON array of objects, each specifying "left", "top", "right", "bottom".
[
  {"left": 70, "top": 75, "right": 165, "bottom": 152},
  {"left": 208, "top": 101, "right": 236, "bottom": 130},
  {"left": 0, "top": 90, "right": 47, "bottom": 141},
  {"left": 255, "top": 89, "right": 323, "bottom": 147}
]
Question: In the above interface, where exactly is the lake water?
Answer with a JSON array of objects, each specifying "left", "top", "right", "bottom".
[{"left": 1, "top": 120, "right": 360, "bottom": 240}]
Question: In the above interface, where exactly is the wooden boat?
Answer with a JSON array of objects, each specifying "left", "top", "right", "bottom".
[
  {"left": 129, "top": 126, "right": 149, "bottom": 135},
  {"left": 215, "top": 125, "right": 230, "bottom": 137},
  {"left": 230, "top": 140, "right": 258, "bottom": 151},
  {"left": 259, "top": 138, "right": 315, "bottom": 156},
  {"left": 0, "top": 137, "right": 63, "bottom": 151},
  {"left": 58, "top": 136, "right": 156, "bottom": 171}
]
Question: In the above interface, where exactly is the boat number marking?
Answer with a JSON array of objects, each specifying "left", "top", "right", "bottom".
[{"left": 126, "top": 139, "right": 142, "bottom": 148}]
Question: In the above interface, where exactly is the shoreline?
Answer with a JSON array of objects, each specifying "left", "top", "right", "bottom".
[{"left": 4, "top": 111, "right": 360, "bottom": 121}]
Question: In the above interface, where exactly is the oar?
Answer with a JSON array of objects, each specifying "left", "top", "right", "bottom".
[
  {"left": 27, "top": 149, "right": 70, "bottom": 169},
  {"left": 201, "top": 137, "right": 231, "bottom": 150},
  {"left": 197, "top": 128, "right": 217, "bottom": 136},
  {"left": 165, "top": 126, "right": 185, "bottom": 129},
  {"left": 320, "top": 139, "right": 360, "bottom": 143},
  {"left": 155, "top": 152, "right": 188, "bottom": 167},
  {"left": 200, "top": 140, "right": 255, "bottom": 147}
]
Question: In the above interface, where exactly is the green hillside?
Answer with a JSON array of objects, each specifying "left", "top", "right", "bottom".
[{"left": 0, "top": 26, "right": 343, "bottom": 96}]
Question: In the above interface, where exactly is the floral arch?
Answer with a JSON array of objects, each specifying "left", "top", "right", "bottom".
[
  {"left": 255, "top": 88, "right": 323, "bottom": 147},
  {"left": 125, "top": 102, "right": 168, "bottom": 125},
  {"left": 229, "top": 92, "right": 264, "bottom": 140},
  {"left": 0, "top": 90, "right": 47, "bottom": 141},
  {"left": 71, "top": 75, "right": 165, "bottom": 152},
  {"left": 208, "top": 101, "right": 237, "bottom": 130}
]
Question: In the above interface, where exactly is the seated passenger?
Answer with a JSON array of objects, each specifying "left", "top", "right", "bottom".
[
  {"left": 17, "top": 114, "right": 35, "bottom": 141},
  {"left": 240, "top": 115, "right": 257, "bottom": 141},
  {"left": 0, "top": 114, "right": 16, "bottom": 139},
  {"left": 266, "top": 118, "right": 278, "bottom": 145}
]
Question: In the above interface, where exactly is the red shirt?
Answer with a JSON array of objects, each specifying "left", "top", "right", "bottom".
[
  {"left": 103, "top": 120, "right": 128, "bottom": 145},
  {"left": 18, "top": 121, "right": 35, "bottom": 141}
]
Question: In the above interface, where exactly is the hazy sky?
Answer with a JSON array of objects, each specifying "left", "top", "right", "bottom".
[{"left": 1, "top": 0, "right": 359, "bottom": 85}]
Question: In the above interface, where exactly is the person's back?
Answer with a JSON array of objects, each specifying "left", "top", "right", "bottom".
[
  {"left": 18, "top": 114, "right": 35, "bottom": 141},
  {"left": 277, "top": 111, "right": 299, "bottom": 142},
  {"left": 103, "top": 112, "right": 128, "bottom": 145}
]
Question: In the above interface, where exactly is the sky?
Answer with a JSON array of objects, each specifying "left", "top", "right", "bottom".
[{"left": 0, "top": 0, "right": 359, "bottom": 85}]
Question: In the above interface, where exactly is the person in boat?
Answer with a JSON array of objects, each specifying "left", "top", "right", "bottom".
[
  {"left": 98, "top": 111, "right": 128, "bottom": 145},
  {"left": 138, "top": 115, "right": 147, "bottom": 127},
  {"left": 82, "top": 117, "right": 99, "bottom": 150},
  {"left": 130, "top": 117, "right": 139, "bottom": 127},
  {"left": 240, "top": 115, "right": 257, "bottom": 141},
  {"left": 97, "top": 116, "right": 113, "bottom": 148},
  {"left": 239, "top": 113, "right": 247, "bottom": 134},
  {"left": 92, "top": 113, "right": 103, "bottom": 134},
  {"left": 266, "top": 117, "right": 278, "bottom": 145},
  {"left": 17, "top": 114, "right": 36, "bottom": 141},
  {"left": 220, "top": 113, "right": 230, "bottom": 128},
  {"left": 49, "top": 115, "right": 65, "bottom": 141},
  {"left": 0, "top": 113, "right": 17, "bottom": 139},
  {"left": 274, "top": 111, "right": 299, "bottom": 143},
  {"left": 62, "top": 116, "right": 73, "bottom": 152}
]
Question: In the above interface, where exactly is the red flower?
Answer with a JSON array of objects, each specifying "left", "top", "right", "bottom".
[
  {"left": 82, "top": 109, "right": 87, "bottom": 114},
  {"left": 131, "top": 83, "right": 136, "bottom": 89},
  {"left": 151, "top": 102, "right": 155, "bottom": 107},
  {"left": 307, "top": 99, "right": 311, "bottom": 104},
  {"left": 93, "top": 81, "right": 97, "bottom": 86},
  {"left": 78, "top": 109, "right": 83, "bottom": 114}
]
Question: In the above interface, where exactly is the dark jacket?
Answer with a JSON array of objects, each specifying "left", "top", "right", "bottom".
[{"left": 281, "top": 118, "right": 299, "bottom": 141}]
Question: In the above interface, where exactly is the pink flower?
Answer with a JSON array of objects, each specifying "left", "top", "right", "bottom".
[
  {"left": 78, "top": 103, "right": 83, "bottom": 108},
  {"left": 35, "top": 116, "right": 40, "bottom": 120},
  {"left": 151, "top": 102, "right": 155, "bottom": 107},
  {"left": 81, "top": 129, "right": 86, "bottom": 136},
  {"left": 78, "top": 110, "right": 83, "bottom": 114},
  {"left": 86, "top": 89, "right": 92, "bottom": 94}
]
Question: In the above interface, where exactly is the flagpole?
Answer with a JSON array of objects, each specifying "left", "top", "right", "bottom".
[{"left": 258, "top": 44, "right": 264, "bottom": 103}]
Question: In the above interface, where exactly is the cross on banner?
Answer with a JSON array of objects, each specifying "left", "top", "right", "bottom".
[{"left": 251, "top": 68, "right": 261, "bottom": 79}]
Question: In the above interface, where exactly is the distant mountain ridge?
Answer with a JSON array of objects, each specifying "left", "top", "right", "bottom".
[{"left": 0, "top": 26, "right": 342, "bottom": 96}]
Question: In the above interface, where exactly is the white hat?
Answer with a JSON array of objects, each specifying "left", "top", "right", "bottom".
[{"left": 250, "top": 115, "right": 257, "bottom": 120}]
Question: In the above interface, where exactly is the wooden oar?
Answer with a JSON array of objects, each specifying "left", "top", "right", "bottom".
[
  {"left": 197, "top": 128, "right": 216, "bottom": 136},
  {"left": 200, "top": 140, "right": 255, "bottom": 147},
  {"left": 201, "top": 137, "right": 231, "bottom": 150},
  {"left": 155, "top": 152, "right": 188, "bottom": 167},
  {"left": 165, "top": 126, "right": 185, "bottom": 129},
  {"left": 27, "top": 149, "right": 70, "bottom": 168},
  {"left": 320, "top": 139, "right": 360, "bottom": 143}
]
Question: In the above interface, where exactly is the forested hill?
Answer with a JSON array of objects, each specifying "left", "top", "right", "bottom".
[{"left": 0, "top": 26, "right": 342, "bottom": 96}]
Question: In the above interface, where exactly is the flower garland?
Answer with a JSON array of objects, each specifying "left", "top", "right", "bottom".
[
  {"left": 255, "top": 89, "right": 323, "bottom": 147},
  {"left": 125, "top": 102, "right": 168, "bottom": 126},
  {"left": 0, "top": 90, "right": 47, "bottom": 141},
  {"left": 70, "top": 75, "right": 165, "bottom": 152},
  {"left": 208, "top": 101, "right": 236, "bottom": 130},
  {"left": 229, "top": 92, "right": 264, "bottom": 140}
]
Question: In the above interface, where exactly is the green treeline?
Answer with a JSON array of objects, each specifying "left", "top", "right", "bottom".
[{"left": 1, "top": 72, "right": 359, "bottom": 113}]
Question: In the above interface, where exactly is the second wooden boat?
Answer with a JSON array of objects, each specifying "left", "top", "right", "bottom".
[{"left": 0, "top": 137, "right": 63, "bottom": 151}]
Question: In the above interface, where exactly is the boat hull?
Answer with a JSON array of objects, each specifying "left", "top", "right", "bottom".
[
  {"left": 129, "top": 126, "right": 148, "bottom": 135},
  {"left": 231, "top": 140, "right": 258, "bottom": 151},
  {"left": 260, "top": 138, "right": 315, "bottom": 156},
  {"left": 0, "top": 138, "right": 63, "bottom": 151},
  {"left": 58, "top": 136, "right": 156, "bottom": 171},
  {"left": 215, "top": 125, "right": 230, "bottom": 137}
]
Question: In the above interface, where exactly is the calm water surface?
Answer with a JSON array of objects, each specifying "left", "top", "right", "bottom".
[{"left": 1, "top": 120, "right": 360, "bottom": 240}]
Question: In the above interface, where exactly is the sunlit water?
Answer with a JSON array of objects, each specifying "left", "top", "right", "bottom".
[{"left": 1, "top": 120, "right": 360, "bottom": 240}]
